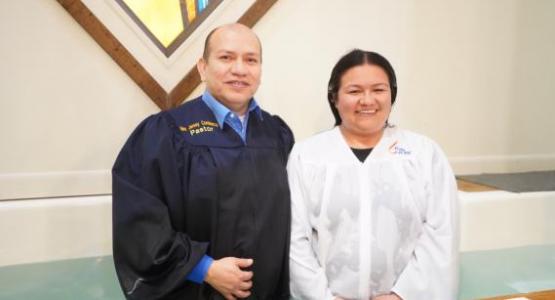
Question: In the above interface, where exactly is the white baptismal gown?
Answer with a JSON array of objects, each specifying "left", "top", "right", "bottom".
[{"left": 288, "top": 127, "right": 459, "bottom": 300}]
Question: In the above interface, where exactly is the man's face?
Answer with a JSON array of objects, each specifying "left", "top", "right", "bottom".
[{"left": 197, "top": 25, "right": 262, "bottom": 114}]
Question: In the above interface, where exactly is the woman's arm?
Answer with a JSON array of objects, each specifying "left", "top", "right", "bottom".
[
  {"left": 288, "top": 149, "right": 336, "bottom": 300},
  {"left": 390, "top": 141, "right": 460, "bottom": 299}
]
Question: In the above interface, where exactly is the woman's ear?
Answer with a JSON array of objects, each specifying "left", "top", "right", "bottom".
[{"left": 331, "top": 93, "right": 338, "bottom": 107}]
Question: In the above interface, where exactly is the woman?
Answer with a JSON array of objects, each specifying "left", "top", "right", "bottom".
[{"left": 288, "top": 50, "right": 459, "bottom": 300}]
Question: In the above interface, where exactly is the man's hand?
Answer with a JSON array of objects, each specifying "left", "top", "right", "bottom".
[
  {"left": 205, "top": 257, "right": 254, "bottom": 300},
  {"left": 372, "top": 293, "right": 402, "bottom": 300}
]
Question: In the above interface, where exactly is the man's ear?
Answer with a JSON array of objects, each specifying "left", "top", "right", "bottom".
[{"left": 197, "top": 58, "right": 206, "bottom": 81}]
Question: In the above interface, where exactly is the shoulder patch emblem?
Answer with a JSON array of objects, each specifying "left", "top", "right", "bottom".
[{"left": 180, "top": 120, "right": 219, "bottom": 136}]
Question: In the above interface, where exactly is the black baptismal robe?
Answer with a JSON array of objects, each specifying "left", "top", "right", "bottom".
[{"left": 112, "top": 97, "right": 293, "bottom": 299}]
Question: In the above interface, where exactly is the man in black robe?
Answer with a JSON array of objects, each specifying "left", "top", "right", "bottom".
[{"left": 112, "top": 23, "right": 293, "bottom": 300}]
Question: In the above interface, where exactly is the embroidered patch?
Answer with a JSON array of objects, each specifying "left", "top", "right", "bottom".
[
  {"left": 388, "top": 141, "right": 412, "bottom": 155},
  {"left": 179, "top": 120, "right": 219, "bottom": 136}
]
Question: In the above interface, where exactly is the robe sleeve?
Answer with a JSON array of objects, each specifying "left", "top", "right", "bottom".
[
  {"left": 272, "top": 115, "right": 295, "bottom": 158},
  {"left": 391, "top": 141, "right": 460, "bottom": 299},
  {"left": 112, "top": 113, "right": 208, "bottom": 299},
  {"left": 271, "top": 114, "right": 294, "bottom": 298},
  {"left": 288, "top": 147, "right": 336, "bottom": 300}
]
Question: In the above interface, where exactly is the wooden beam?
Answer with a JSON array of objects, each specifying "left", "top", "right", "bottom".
[
  {"left": 57, "top": 0, "right": 168, "bottom": 110},
  {"left": 457, "top": 179, "right": 497, "bottom": 192},
  {"left": 57, "top": 0, "right": 280, "bottom": 110},
  {"left": 238, "top": 0, "right": 278, "bottom": 27},
  {"left": 168, "top": 66, "right": 201, "bottom": 109}
]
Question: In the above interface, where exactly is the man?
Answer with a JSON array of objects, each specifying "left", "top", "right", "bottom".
[{"left": 112, "top": 23, "right": 293, "bottom": 300}]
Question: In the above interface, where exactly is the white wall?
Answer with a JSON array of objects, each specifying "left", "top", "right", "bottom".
[
  {"left": 0, "top": 0, "right": 555, "bottom": 180},
  {"left": 0, "top": 196, "right": 112, "bottom": 267},
  {"left": 0, "top": 0, "right": 159, "bottom": 199},
  {"left": 1, "top": 0, "right": 555, "bottom": 267},
  {"left": 459, "top": 191, "right": 555, "bottom": 251},
  {"left": 254, "top": 0, "right": 555, "bottom": 174},
  {"left": 2, "top": 0, "right": 555, "bottom": 200},
  {"left": 2, "top": 191, "right": 553, "bottom": 266}
]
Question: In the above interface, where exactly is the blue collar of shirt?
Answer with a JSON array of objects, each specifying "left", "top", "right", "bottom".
[{"left": 201, "top": 91, "right": 263, "bottom": 128}]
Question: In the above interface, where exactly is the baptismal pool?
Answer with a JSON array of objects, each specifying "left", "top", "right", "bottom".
[{"left": 0, "top": 244, "right": 553, "bottom": 300}]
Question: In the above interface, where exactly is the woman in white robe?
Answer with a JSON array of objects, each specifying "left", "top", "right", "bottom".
[{"left": 288, "top": 50, "right": 459, "bottom": 300}]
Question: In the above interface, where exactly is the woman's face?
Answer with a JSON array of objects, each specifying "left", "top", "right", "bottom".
[{"left": 335, "top": 63, "right": 392, "bottom": 139}]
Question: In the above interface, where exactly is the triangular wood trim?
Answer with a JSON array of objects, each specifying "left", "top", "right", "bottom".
[{"left": 57, "top": 0, "right": 279, "bottom": 110}]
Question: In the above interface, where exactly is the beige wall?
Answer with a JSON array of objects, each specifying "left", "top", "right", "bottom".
[
  {"left": 0, "top": 195, "right": 112, "bottom": 266},
  {"left": 2, "top": 191, "right": 554, "bottom": 266},
  {"left": 0, "top": 1, "right": 159, "bottom": 199},
  {"left": 1, "top": 0, "right": 555, "bottom": 200},
  {"left": 255, "top": 0, "right": 555, "bottom": 174}
]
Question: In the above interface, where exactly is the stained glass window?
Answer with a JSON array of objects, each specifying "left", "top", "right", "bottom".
[{"left": 116, "top": 0, "right": 223, "bottom": 57}]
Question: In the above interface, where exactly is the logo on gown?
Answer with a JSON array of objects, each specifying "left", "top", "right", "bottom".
[{"left": 389, "top": 141, "right": 411, "bottom": 155}]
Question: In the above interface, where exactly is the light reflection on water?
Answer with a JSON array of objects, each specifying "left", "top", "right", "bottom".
[{"left": 0, "top": 244, "right": 554, "bottom": 300}]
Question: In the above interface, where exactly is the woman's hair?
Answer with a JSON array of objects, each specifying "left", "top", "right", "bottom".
[{"left": 327, "top": 49, "right": 397, "bottom": 126}]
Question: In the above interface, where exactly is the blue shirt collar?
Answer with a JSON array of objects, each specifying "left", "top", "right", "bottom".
[{"left": 201, "top": 91, "right": 262, "bottom": 128}]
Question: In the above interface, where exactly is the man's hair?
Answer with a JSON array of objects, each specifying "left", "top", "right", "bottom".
[
  {"left": 202, "top": 27, "right": 219, "bottom": 61},
  {"left": 201, "top": 24, "right": 263, "bottom": 61}
]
